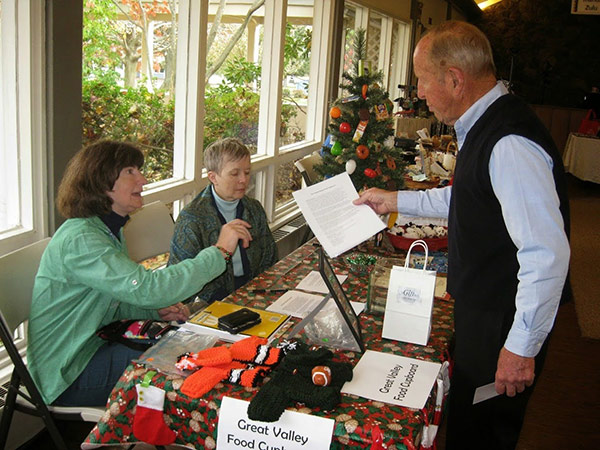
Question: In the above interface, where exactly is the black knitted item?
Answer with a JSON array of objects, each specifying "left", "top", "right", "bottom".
[{"left": 247, "top": 341, "right": 353, "bottom": 422}]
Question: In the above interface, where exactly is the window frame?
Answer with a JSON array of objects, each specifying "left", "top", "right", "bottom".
[
  {"left": 0, "top": 0, "right": 46, "bottom": 378},
  {"left": 0, "top": 0, "right": 47, "bottom": 256}
]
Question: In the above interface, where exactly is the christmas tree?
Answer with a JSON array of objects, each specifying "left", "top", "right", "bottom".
[{"left": 315, "top": 29, "right": 405, "bottom": 192}]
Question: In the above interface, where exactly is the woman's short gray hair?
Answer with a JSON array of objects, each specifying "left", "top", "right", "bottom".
[
  {"left": 423, "top": 20, "right": 496, "bottom": 78},
  {"left": 204, "top": 138, "right": 250, "bottom": 174}
]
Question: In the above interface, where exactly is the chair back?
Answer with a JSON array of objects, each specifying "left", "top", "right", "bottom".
[
  {"left": 123, "top": 200, "right": 175, "bottom": 262},
  {"left": 0, "top": 238, "right": 50, "bottom": 334},
  {"left": 294, "top": 151, "right": 322, "bottom": 187},
  {"left": 0, "top": 237, "right": 105, "bottom": 450}
]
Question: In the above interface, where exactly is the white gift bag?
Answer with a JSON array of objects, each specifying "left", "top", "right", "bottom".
[{"left": 382, "top": 240, "right": 436, "bottom": 346}]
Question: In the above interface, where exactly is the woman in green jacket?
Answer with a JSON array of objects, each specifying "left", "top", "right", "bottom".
[{"left": 27, "top": 140, "right": 252, "bottom": 406}]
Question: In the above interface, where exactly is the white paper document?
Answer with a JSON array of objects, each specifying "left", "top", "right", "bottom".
[
  {"left": 267, "top": 290, "right": 325, "bottom": 318},
  {"left": 473, "top": 382, "right": 500, "bottom": 404},
  {"left": 292, "top": 172, "right": 386, "bottom": 257},
  {"left": 267, "top": 290, "right": 365, "bottom": 318},
  {"left": 295, "top": 270, "right": 347, "bottom": 294},
  {"left": 342, "top": 350, "right": 442, "bottom": 409}
]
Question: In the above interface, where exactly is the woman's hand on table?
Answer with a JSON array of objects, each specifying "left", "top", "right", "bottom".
[
  {"left": 158, "top": 302, "right": 190, "bottom": 322},
  {"left": 216, "top": 219, "right": 253, "bottom": 252}
]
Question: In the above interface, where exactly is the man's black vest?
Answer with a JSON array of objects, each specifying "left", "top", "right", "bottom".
[{"left": 447, "top": 94, "right": 570, "bottom": 312}]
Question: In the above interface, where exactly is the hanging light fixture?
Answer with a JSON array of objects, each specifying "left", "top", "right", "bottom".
[{"left": 477, "top": 0, "right": 504, "bottom": 10}]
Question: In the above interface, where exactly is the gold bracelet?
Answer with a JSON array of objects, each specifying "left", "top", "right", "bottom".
[{"left": 214, "top": 245, "right": 233, "bottom": 263}]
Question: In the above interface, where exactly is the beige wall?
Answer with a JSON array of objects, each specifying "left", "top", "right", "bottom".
[
  {"left": 352, "top": 0, "right": 468, "bottom": 24},
  {"left": 351, "top": 0, "right": 412, "bottom": 21}
]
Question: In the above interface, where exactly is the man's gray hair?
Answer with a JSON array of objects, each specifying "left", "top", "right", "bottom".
[{"left": 423, "top": 20, "right": 496, "bottom": 78}]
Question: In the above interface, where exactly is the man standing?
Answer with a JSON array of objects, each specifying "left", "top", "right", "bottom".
[{"left": 354, "top": 21, "right": 570, "bottom": 450}]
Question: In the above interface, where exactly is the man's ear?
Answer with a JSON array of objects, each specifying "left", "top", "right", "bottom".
[{"left": 447, "top": 67, "right": 465, "bottom": 93}]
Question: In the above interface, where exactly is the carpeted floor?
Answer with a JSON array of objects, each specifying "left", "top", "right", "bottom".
[{"left": 567, "top": 175, "right": 600, "bottom": 339}]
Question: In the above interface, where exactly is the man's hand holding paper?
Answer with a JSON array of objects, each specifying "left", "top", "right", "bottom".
[{"left": 292, "top": 172, "right": 386, "bottom": 257}]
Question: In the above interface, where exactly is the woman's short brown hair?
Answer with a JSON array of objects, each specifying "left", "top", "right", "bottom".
[
  {"left": 204, "top": 137, "right": 250, "bottom": 174},
  {"left": 57, "top": 140, "right": 144, "bottom": 218}
]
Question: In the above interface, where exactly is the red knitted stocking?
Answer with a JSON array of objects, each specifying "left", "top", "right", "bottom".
[{"left": 133, "top": 383, "right": 176, "bottom": 445}]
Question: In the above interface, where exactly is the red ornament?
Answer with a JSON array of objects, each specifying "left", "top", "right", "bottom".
[
  {"left": 362, "top": 84, "right": 368, "bottom": 99},
  {"left": 364, "top": 168, "right": 377, "bottom": 178},
  {"left": 356, "top": 144, "right": 369, "bottom": 159},
  {"left": 339, "top": 122, "right": 352, "bottom": 133}
]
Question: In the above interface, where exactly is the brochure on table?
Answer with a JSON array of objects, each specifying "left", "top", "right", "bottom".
[
  {"left": 217, "top": 397, "right": 334, "bottom": 450},
  {"left": 341, "top": 350, "right": 441, "bottom": 409},
  {"left": 267, "top": 269, "right": 364, "bottom": 318},
  {"left": 294, "top": 270, "right": 347, "bottom": 294},
  {"left": 267, "top": 290, "right": 365, "bottom": 318},
  {"left": 292, "top": 172, "right": 386, "bottom": 258}
]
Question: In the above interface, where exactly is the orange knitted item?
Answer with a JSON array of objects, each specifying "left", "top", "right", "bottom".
[
  {"left": 181, "top": 361, "right": 269, "bottom": 398},
  {"left": 181, "top": 361, "right": 245, "bottom": 398},
  {"left": 230, "top": 335, "right": 284, "bottom": 366},
  {"left": 175, "top": 345, "right": 232, "bottom": 371}
]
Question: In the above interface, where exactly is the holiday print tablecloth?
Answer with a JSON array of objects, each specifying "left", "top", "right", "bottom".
[{"left": 83, "top": 239, "right": 453, "bottom": 449}]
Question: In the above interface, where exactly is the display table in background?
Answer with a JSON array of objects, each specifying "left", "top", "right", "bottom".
[
  {"left": 83, "top": 240, "right": 453, "bottom": 449},
  {"left": 563, "top": 133, "right": 600, "bottom": 183},
  {"left": 394, "top": 116, "right": 436, "bottom": 139}
]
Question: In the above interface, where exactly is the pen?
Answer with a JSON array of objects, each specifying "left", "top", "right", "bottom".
[{"left": 249, "top": 289, "right": 288, "bottom": 294}]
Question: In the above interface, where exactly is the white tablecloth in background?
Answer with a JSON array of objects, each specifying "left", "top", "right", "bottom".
[
  {"left": 563, "top": 133, "right": 600, "bottom": 183},
  {"left": 394, "top": 116, "right": 435, "bottom": 139}
]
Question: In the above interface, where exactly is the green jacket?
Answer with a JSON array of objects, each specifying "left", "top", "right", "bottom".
[
  {"left": 28, "top": 216, "right": 225, "bottom": 404},
  {"left": 168, "top": 186, "right": 277, "bottom": 302}
]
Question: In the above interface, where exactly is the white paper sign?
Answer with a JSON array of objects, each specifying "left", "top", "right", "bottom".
[
  {"left": 217, "top": 397, "right": 334, "bottom": 450},
  {"left": 342, "top": 350, "right": 441, "bottom": 409}
]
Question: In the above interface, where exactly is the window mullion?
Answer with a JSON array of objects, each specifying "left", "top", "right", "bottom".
[
  {"left": 379, "top": 17, "right": 393, "bottom": 89},
  {"left": 173, "top": 0, "right": 208, "bottom": 185},
  {"left": 304, "top": 0, "right": 333, "bottom": 145},
  {"left": 257, "top": 0, "right": 287, "bottom": 218}
]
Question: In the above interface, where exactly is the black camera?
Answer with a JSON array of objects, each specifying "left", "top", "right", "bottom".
[{"left": 217, "top": 308, "right": 262, "bottom": 334}]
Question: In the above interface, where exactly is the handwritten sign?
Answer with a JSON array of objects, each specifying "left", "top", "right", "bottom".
[
  {"left": 217, "top": 397, "right": 334, "bottom": 450},
  {"left": 571, "top": 0, "right": 600, "bottom": 15},
  {"left": 342, "top": 350, "right": 441, "bottom": 409}
]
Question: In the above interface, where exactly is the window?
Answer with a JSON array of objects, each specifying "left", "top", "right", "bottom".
[
  {"left": 82, "top": 0, "right": 334, "bottom": 225},
  {"left": 82, "top": 0, "right": 180, "bottom": 188},
  {"left": 0, "top": 0, "right": 45, "bottom": 378},
  {"left": 341, "top": 2, "right": 412, "bottom": 106},
  {"left": 0, "top": 0, "right": 46, "bottom": 256},
  {"left": 203, "top": 0, "right": 265, "bottom": 152}
]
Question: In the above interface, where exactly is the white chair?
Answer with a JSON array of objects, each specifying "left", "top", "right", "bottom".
[
  {"left": 293, "top": 152, "right": 322, "bottom": 244},
  {"left": 0, "top": 238, "right": 104, "bottom": 450},
  {"left": 294, "top": 151, "right": 322, "bottom": 187},
  {"left": 123, "top": 200, "right": 175, "bottom": 263}
]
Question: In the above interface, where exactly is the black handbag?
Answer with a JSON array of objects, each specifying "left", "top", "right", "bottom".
[{"left": 96, "top": 319, "right": 174, "bottom": 351}]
